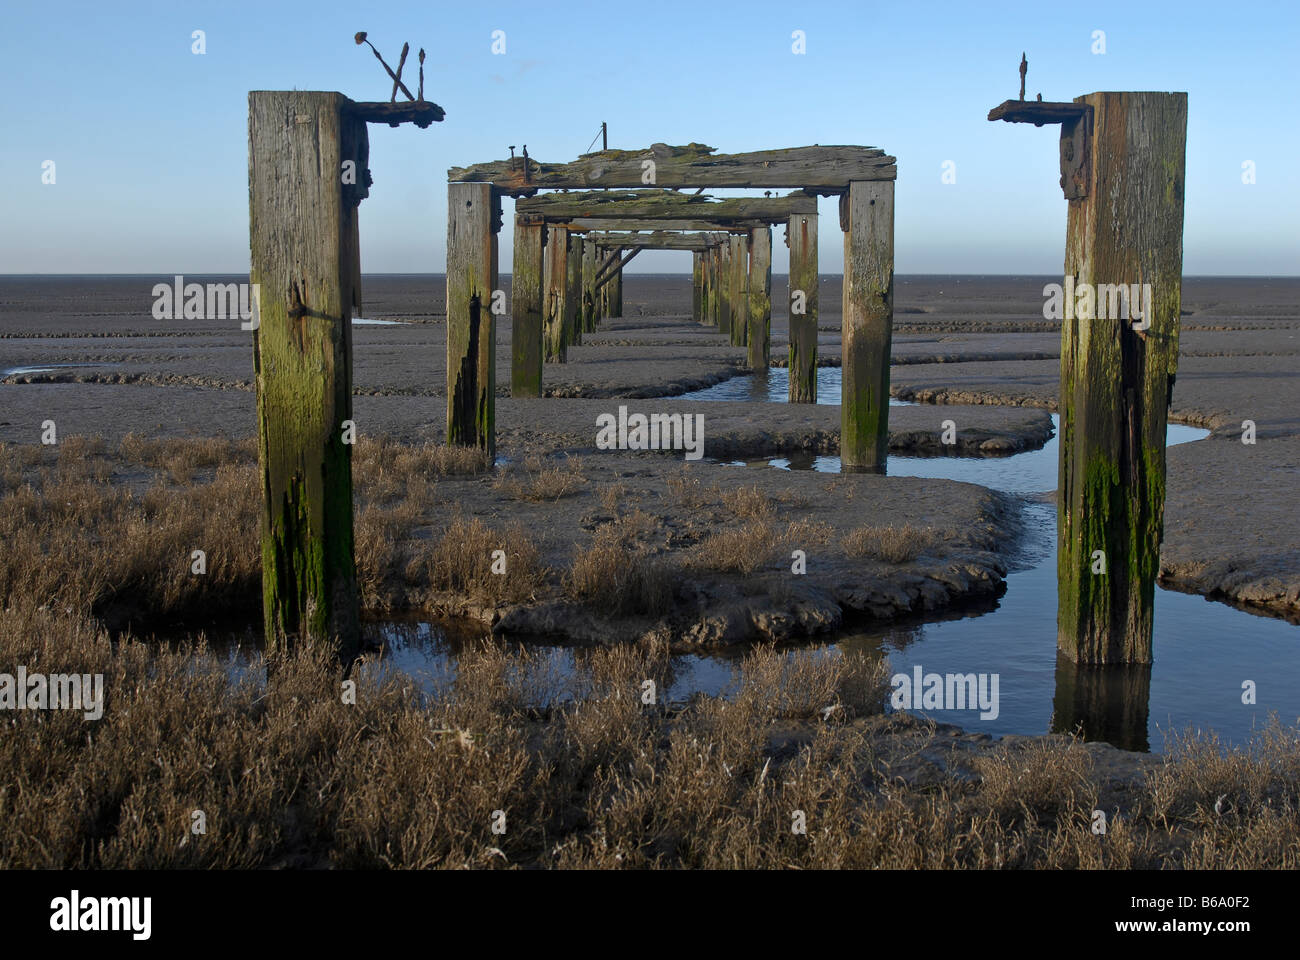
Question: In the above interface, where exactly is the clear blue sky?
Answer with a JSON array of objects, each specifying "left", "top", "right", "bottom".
[{"left": 2, "top": 0, "right": 1296, "bottom": 275}]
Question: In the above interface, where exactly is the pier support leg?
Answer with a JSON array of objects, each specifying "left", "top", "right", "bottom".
[
  {"left": 582, "top": 240, "right": 597, "bottom": 332},
  {"left": 692, "top": 252, "right": 703, "bottom": 323},
  {"left": 543, "top": 224, "right": 568, "bottom": 364},
  {"left": 787, "top": 212, "right": 819, "bottom": 403},
  {"left": 717, "top": 243, "right": 731, "bottom": 337},
  {"left": 841, "top": 180, "right": 894, "bottom": 472},
  {"left": 1058, "top": 92, "right": 1187, "bottom": 665},
  {"left": 446, "top": 182, "right": 499, "bottom": 453},
  {"left": 248, "top": 90, "right": 362, "bottom": 660},
  {"left": 511, "top": 217, "right": 544, "bottom": 396},
  {"left": 747, "top": 225, "right": 771, "bottom": 369},
  {"left": 566, "top": 234, "right": 583, "bottom": 347}
]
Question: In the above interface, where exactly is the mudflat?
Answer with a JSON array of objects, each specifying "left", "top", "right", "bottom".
[{"left": 1, "top": 273, "right": 1297, "bottom": 621}]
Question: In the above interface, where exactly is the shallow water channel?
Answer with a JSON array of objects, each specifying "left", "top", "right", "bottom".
[{"left": 221, "top": 367, "right": 1295, "bottom": 752}]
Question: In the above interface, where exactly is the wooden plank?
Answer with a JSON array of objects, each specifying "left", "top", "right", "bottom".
[
  {"left": 747, "top": 225, "right": 772, "bottom": 368},
  {"left": 511, "top": 218, "right": 545, "bottom": 396},
  {"left": 543, "top": 224, "right": 568, "bottom": 363},
  {"left": 787, "top": 213, "right": 819, "bottom": 403},
  {"left": 450, "top": 144, "right": 896, "bottom": 194},
  {"left": 248, "top": 90, "right": 361, "bottom": 660},
  {"left": 841, "top": 180, "right": 894, "bottom": 472},
  {"left": 516, "top": 190, "right": 816, "bottom": 222},
  {"left": 1057, "top": 92, "right": 1187, "bottom": 665}
]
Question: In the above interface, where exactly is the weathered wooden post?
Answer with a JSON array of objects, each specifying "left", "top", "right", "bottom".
[
  {"left": 249, "top": 91, "right": 364, "bottom": 660},
  {"left": 787, "top": 212, "right": 819, "bottom": 402},
  {"left": 991, "top": 90, "right": 1187, "bottom": 664},
  {"left": 582, "top": 239, "right": 598, "bottom": 332},
  {"left": 729, "top": 235, "right": 749, "bottom": 348},
  {"left": 840, "top": 180, "right": 894, "bottom": 472},
  {"left": 747, "top": 225, "right": 772, "bottom": 369},
  {"left": 447, "top": 182, "right": 499, "bottom": 453},
  {"left": 566, "top": 234, "right": 583, "bottom": 347},
  {"left": 610, "top": 264, "right": 623, "bottom": 318},
  {"left": 543, "top": 224, "right": 568, "bottom": 363},
  {"left": 511, "top": 215, "right": 545, "bottom": 395},
  {"left": 717, "top": 243, "right": 731, "bottom": 336},
  {"left": 692, "top": 252, "right": 703, "bottom": 323}
]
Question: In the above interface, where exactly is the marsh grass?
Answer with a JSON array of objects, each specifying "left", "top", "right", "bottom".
[{"left": 3, "top": 603, "right": 1298, "bottom": 869}]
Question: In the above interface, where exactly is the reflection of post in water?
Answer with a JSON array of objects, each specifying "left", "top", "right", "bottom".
[{"left": 1051, "top": 653, "right": 1151, "bottom": 752}]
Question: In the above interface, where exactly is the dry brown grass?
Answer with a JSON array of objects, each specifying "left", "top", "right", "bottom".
[
  {"left": 4, "top": 601, "right": 1297, "bottom": 869},
  {"left": 566, "top": 524, "right": 675, "bottom": 616},
  {"left": 843, "top": 524, "right": 938, "bottom": 564},
  {"left": 494, "top": 454, "right": 586, "bottom": 502},
  {"left": 689, "top": 522, "right": 780, "bottom": 575}
]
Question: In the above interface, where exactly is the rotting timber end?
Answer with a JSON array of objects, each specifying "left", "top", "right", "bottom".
[{"left": 988, "top": 99, "right": 1093, "bottom": 200}]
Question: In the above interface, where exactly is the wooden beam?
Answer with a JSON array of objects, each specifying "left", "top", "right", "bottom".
[
  {"left": 562, "top": 217, "right": 761, "bottom": 233},
  {"left": 787, "top": 212, "right": 819, "bottom": 402},
  {"left": 1057, "top": 92, "right": 1187, "bottom": 665},
  {"left": 248, "top": 90, "right": 361, "bottom": 660},
  {"left": 747, "top": 225, "right": 771, "bottom": 369},
  {"left": 841, "top": 180, "right": 894, "bottom": 472},
  {"left": 595, "top": 246, "right": 641, "bottom": 289},
  {"left": 516, "top": 190, "right": 815, "bottom": 222},
  {"left": 450, "top": 144, "right": 896, "bottom": 194},
  {"left": 582, "top": 230, "right": 728, "bottom": 251},
  {"left": 511, "top": 218, "right": 544, "bottom": 396}
]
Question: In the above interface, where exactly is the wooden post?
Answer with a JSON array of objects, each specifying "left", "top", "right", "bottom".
[
  {"left": 787, "top": 212, "right": 819, "bottom": 403},
  {"left": 747, "top": 225, "right": 771, "bottom": 369},
  {"left": 1058, "top": 92, "right": 1187, "bottom": 665},
  {"left": 711, "top": 245, "right": 723, "bottom": 326},
  {"left": 717, "top": 243, "right": 731, "bottom": 336},
  {"left": 566, "top": 233, "right": 583, "bottom": 347},
  {"left": 610, "top": 265, "right": 623, "bottom": 317},
  {"left": 582, "top": 239, "right": 598, "bottom": 332},
  {"left": 841, "top": 180, "right": 894, "bottom": 472},
  {"left": 248, "top": 90, "right": 362, "bottom": 659},
  {"left": 728, "top": 235, "right": 749, "bottom": 348},
  {"left": 692, "top": 252, "right": 703, "bottom": 323},
  {"left": 446, "top": 182, "right": 499, "bottom": 453},
  {"left": 543, "top": 224, "right": 568, "bottom": 363},
  {"left": 511, "top": 217, "right": 544, "bottom": 396}
]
